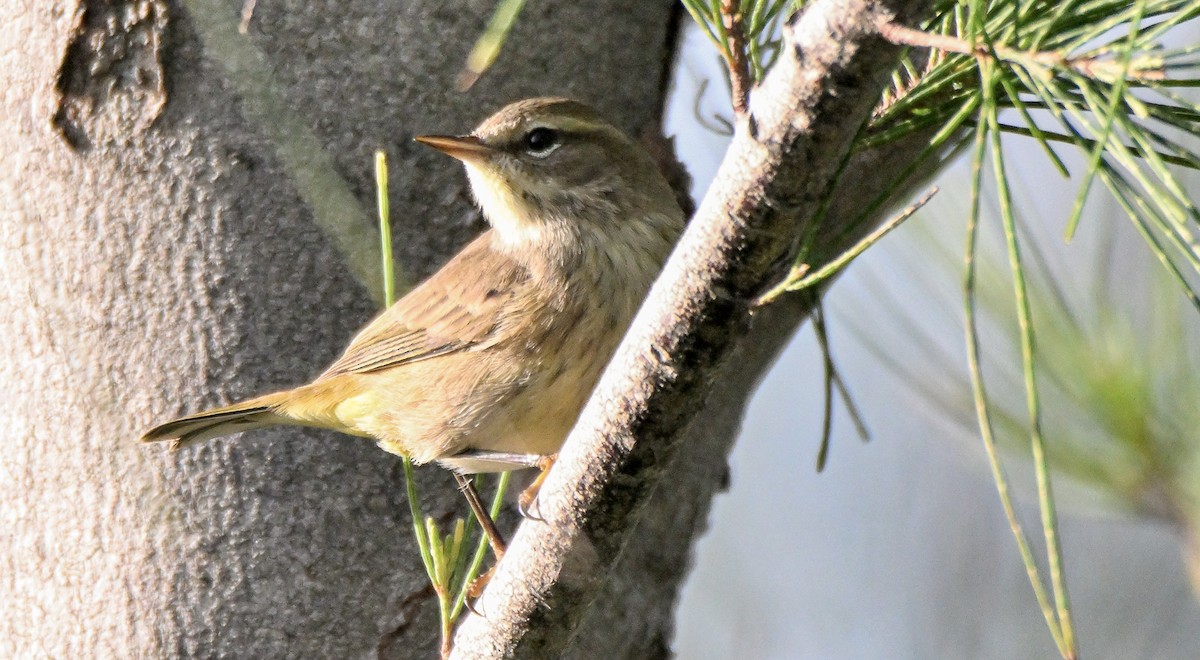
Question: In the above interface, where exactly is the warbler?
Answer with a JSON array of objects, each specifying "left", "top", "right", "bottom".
[{"left": 141, "top": 97, "right": 686, "bottom": 549}]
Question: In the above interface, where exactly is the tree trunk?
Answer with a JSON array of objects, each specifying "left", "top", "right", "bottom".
[{"left": 0, "top": 1, "right": 678, "bottom": 656}]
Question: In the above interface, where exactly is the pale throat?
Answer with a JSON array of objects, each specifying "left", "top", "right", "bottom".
[
  {"left": 466, "top": 165, "right": 594, "bottom": 259},
  {"left": 464, "top": 163, "right": 676, "bottom": 297}
]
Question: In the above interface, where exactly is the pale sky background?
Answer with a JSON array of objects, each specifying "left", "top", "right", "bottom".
[{"left": 666, "top": 23, "right": 1200, "bottom": 659}]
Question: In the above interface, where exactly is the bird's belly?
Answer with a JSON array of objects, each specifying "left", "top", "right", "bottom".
[
  {"left": 334, "top": 335, "right": 612, "bottom": 465},
  {"left": 455, "top": 346, "right": 606, "bottom": 457}
]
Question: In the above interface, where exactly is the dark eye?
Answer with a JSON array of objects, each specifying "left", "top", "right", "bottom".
[{"left": 523, "top": 127, "right": 560, "bottom": 156}]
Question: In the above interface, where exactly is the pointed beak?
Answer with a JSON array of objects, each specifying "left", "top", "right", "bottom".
[{"left": 414, "top": 134, "right": 494, "bottom": 162}]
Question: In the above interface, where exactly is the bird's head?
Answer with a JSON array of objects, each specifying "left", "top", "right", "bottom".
[{"left": 416, "top": 98, "right": 683, "bottom": 249}]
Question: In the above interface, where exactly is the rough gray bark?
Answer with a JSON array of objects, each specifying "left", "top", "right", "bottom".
[
  {"left": 453, "top": 1, "right": 937, "bottom": 657},
  {"left": 0, "top": 1, "right": 678, "bottom": 657}
]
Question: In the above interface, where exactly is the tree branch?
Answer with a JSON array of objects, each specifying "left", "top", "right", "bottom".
[
  {"left": 720, "top": 0, "right": 752, "bottom": 116},
  {"left": 451, "top": 1, "right": 933, "bottom": 657},
  {"left": 877, "top": 20, "right": 1167, "bottom": 81}
]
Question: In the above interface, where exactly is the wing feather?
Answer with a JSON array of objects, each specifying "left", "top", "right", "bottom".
[{"left": 318, "top": 231, "right": 525, "bottom": 378}]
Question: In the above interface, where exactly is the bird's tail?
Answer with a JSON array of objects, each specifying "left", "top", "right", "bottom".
[{"left": 141, "top": 391, "right": 294, "bottom": 451}]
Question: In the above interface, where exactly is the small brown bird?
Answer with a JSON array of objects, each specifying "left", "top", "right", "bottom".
[{"left": 142, "top": 97, "right": 686, "bottom": 551}]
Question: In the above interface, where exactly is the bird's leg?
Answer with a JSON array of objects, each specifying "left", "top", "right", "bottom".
[
  {"left": 518, "top": 454, "right": 557, "bottom": 519},
  {"left": 451, "top": 455, "right": 557, "bottom": 601},
  {"left": 453, "top": 473, "right": 508, "bottom": 604},
  {"left": 466, "top": 562, "right": 498, "bottom": 601},
  {"left": 453, "top": 472, "right": 507, "bottom": 559}
]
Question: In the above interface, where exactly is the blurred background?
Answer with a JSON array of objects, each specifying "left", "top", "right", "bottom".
[{"left": 667, "top": 22, "right": 1200, "bottom": 659}]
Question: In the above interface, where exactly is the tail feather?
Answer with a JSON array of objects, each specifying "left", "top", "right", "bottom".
[{"left": 141, "top": 392, "right": 291, "bottom": 450}]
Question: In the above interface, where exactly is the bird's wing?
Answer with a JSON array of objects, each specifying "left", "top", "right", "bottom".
[{"left": 318, "top": 231, "right": 525, "bottom": 378}]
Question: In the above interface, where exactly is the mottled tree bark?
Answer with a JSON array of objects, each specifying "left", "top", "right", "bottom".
[{"left": 0, "top": 1, "right": 679, "bottom": 656}]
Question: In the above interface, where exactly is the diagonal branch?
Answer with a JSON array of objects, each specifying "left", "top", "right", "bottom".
[{"left": 451, "top": 1, "right": 933, "bottom": 657}]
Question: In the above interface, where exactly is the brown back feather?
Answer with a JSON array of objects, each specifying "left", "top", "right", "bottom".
[{"left": 318, "top": 231, "right": 527, "bottom": 378}]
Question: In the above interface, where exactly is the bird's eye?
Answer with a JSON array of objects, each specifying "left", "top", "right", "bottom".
[{"left": 522, "top": 127, "right": 560, "bottom": 156}]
